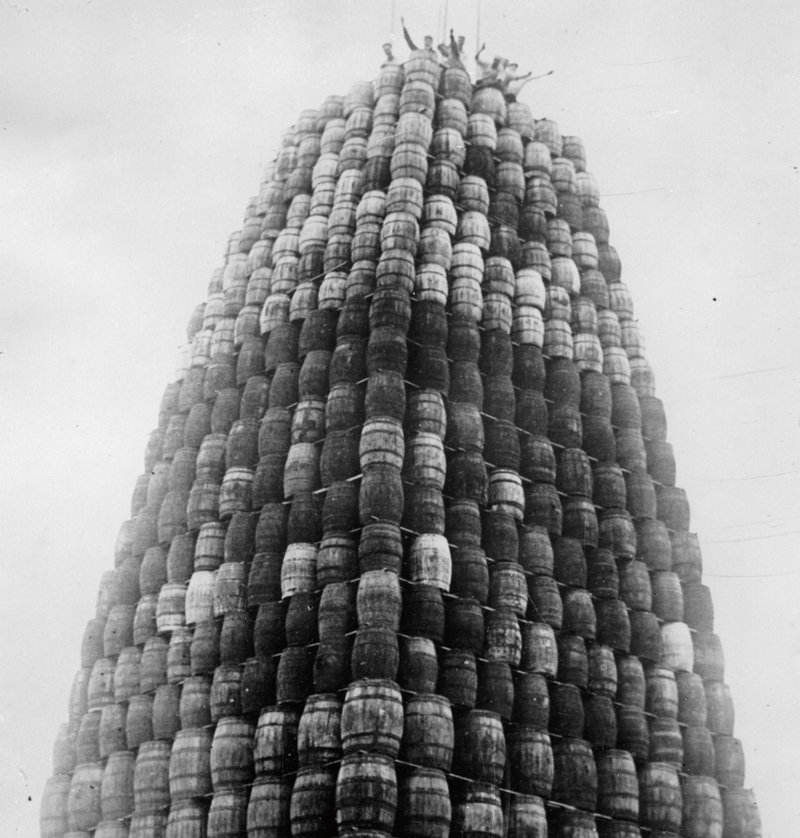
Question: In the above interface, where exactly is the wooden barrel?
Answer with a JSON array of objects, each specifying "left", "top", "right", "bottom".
[
  {"left": 638, "top": 762, "right": 681, "bottom": 833},
  {"left": 152, "top": 683, "right": 181, "bottom": 741},
  {"left": 552, "top": 535, "right": 587, "bottom": 587},
  {"left": 582, "top": 692, "right": 616, "bottom": 751},
  {"left": 648, "top": 716, "right": 683, "bottom": 767},
  {"left": 245, "top": 777, "right": 292, "bottom": 838},
  {"left": 563, "top": 588, "right": 597, "bottom": 641},
  {"left": 133, "top": 740, "right": 171, "bottom": 814},
  {"left": 683, "top": 724, "right": 716, "bottom": 777},
  {"left": 289, "top": 765, "right": 337, "bottom": 838},
  {"left": 595, "top": 749, "right": 639, "bottom": 820},
  {"left": 76, "top": 711, "right": 101, "bottom": 764},
  {"left": 548, "top": 682, "right": 585, "bottom": 739},
  {"left": 616, "top": 705, "right": 650, "bottom": 762},
  {"left": 169, "top": 727, "right": 214, "bottom": 799},
  {"left": 207, "top": 787, "right": 249, "bottom": 836},
  {"left": 510, "top": 670, "right": 549, "bottom": 729},
  {"left": 356, "top": 570, "right": 401, "bottom": 631},
  {"left": 41, "top": 774, "right": 73, "bottom": 838},
  {"left": 100, "top": 749, "right": 135, "bottom": 821},
  {"left": 452, "top": 709, "right": 506, "bottom": 785},
  {"left": 481, "top": 607, "right": 520, "bottom": 666},
  {"left": 587, "top": 548, "right": 619, "bottom": 600},
  {"left": 400, "top": 693, "right": 453, "bottom": 772},
  {"left": 635, "top": 519, "right": 672, "bottom": 571},
  {"left": 253, "top": 706, "right": 300, "bottom": 777},
  {"left": 714, "top": 735, "right": 745, "bottom": 788},
  {"left": 210, "top": 662, "right": 244, "bottom": 721},
  {"left": 98, "top": 702, "right": 128, "bottom": 758},
  {"left": 335, "top": 751, "right": 397, "bottom": 832},
  {"left": 358, "top": 521, "right": 403, "bottom": 575},
  {"left": 705, "top": 680, "right": 735, "bottom": 734},
  {"left": 660, "top": 622, "right": 694, "bottom": 673},
  {"left": 351, "top": 628, "right": 400, "bottom": 680},
  {"left": 398, "top": 635, "right": 438, "bottom": 695},
  {"left": 557, "top": 634, "right": 589, "bottom": 689},
  {"left": 88, "top": 656, "right": 117, "bottom": 711},
  {"left": 676, "top": 671, "right": 708, "bottom": 728},
  {"left": 52, "top": 721, "right": 78, "bottom": 774},
  {"left": 593, "top": 599, "right": 630, "bottom": 654},
  {"left": 210, "top": 716, "right": 255, "bottom": 790},
  {"left": 295, "top": 693, "right": 342, "bottom": 768},
  {"left": 584, "top": 644, "right": 616, "bottom": 698},
  {"left": 500, "top": 724, "right": 554, "bottom": 798},
  {"left": 396, "top": 767, "right": 451, "bottom": 838},
  {"left": 125, "top": 694, "right": 153, "bottom": 749},
  {"left": 405, "top": 533, "right": 450, "bottom": 590},
  {"left": 67, "top": 762, "right": 105, "bottom": 831},
  {"left": 682, "top": 583, "right": 714, "bottom": 632},
  {"left": 551, "top": 737, "right": 598, "bottom": 810},
  {"left": 190, "top": 618, "right": 221, "bottom": 677},
  {"left": 615, "top": 655, "right": 645, "bottom": 709},
  {"left": 155, "top": 584, "right": 186, "bottom": 634},
  {"left": 645, "top": 665, "right": 679, "bottom": 719},
  {"left": 525, "top": 574, "right": 562, "bottom": 630},
  {"left": 359, "top": 464, "right": 404, "bottom": 525},
  {"left": 681, "top": 776, "right": 723, "bottom": 838},
  {"left": 442, "top": 596, "right": 483, "bottom": 658},
  {"left": 437, "top": 649, "right": 478, "bottom": 710},
  {"left": 450, "top": 781, "right": 504, "bottom": 838},
  {"left": 179, "top": 675, "right": 212, "bottom": 729},
  {"left": 618, "top": 561, "right": 652, "bottom": 611},
  {"left": 517, "top": 621, "right": 556, "bottom": 677},
  {"left": 651, "top": 571, "right": 684, "bottom": 622},
  {"left": 656, "top": 485, "right": 691, "bottom": 532}
]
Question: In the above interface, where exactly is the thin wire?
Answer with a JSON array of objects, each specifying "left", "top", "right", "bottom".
[
  {"left": 705, "top": 570, "right": 800, "bottom": 579},
  {"left": 476, "top": 0, "right": 481, "bottom": 58},
  {"left": 695, "top": 469, "right": 800, "bottom": 482},
  {"left": 705, "top": 529, "right": 800, "bottom": 544}
]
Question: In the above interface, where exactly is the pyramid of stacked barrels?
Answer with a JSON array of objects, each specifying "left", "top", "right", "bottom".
[{"left": 41, "top": 49, "right": 762, "bottom": 838}]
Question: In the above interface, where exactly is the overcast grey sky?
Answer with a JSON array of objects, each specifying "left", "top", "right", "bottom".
[{"left": 2, "top": 2, "right": 799, "bottom": 836}]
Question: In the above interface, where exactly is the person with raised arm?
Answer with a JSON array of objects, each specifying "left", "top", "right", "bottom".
[
  {"left": 401, "top": 17, "right": 437, "bottom": 57},
  {"left": 439, "top": 29, "right": 467, "bottom": 70}
]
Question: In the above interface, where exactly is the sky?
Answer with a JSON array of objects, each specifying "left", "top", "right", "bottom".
[{"left": 1, "top": 1, "right": 799, "bottom": 835}]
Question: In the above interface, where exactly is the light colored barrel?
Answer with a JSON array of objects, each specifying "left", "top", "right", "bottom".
[
  {"left": 281, "top": 543, "right": 317, "bottom": 598},
  {"left": 660, "top": 622, "right": 694, "bottom": 672},
  {"left": 408, "top": 534, "right": 451, "bottom": 590},
  {"left": 185, "top": 570, "right": 217, "bottom": 625}
]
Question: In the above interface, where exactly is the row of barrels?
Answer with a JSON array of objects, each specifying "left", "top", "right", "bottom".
[
  {"left": 42, "top": 755, "right": 760, "bottom": 838},
  {"left": 62, "top": 642, "right": 742, "bottom": 773},
  {"left": 44, "top": 676, "right": 756, "bottom": 836}
]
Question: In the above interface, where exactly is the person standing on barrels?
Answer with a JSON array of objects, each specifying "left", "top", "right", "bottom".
[
  {"left": 503, "top": 66, "right": 553, "bottom": 102},
  {"left": 439, "top": 30, "right": 467, "bottom": 71},
  {"left": 381, "top": 42, "right": 398, "bottom": 65},
  {"left": 476, "top": 53, "right": 508, "bottom": 89},
  {"left": 401, "top": 17, "right": 437, "bottom": 58},
  {"left": 503, "top": 64, "right": 532, "bottom": 100}
]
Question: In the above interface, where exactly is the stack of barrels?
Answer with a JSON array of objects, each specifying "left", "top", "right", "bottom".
[{"left": 41, "top": 48, "right": 762, "bottom": 838}]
